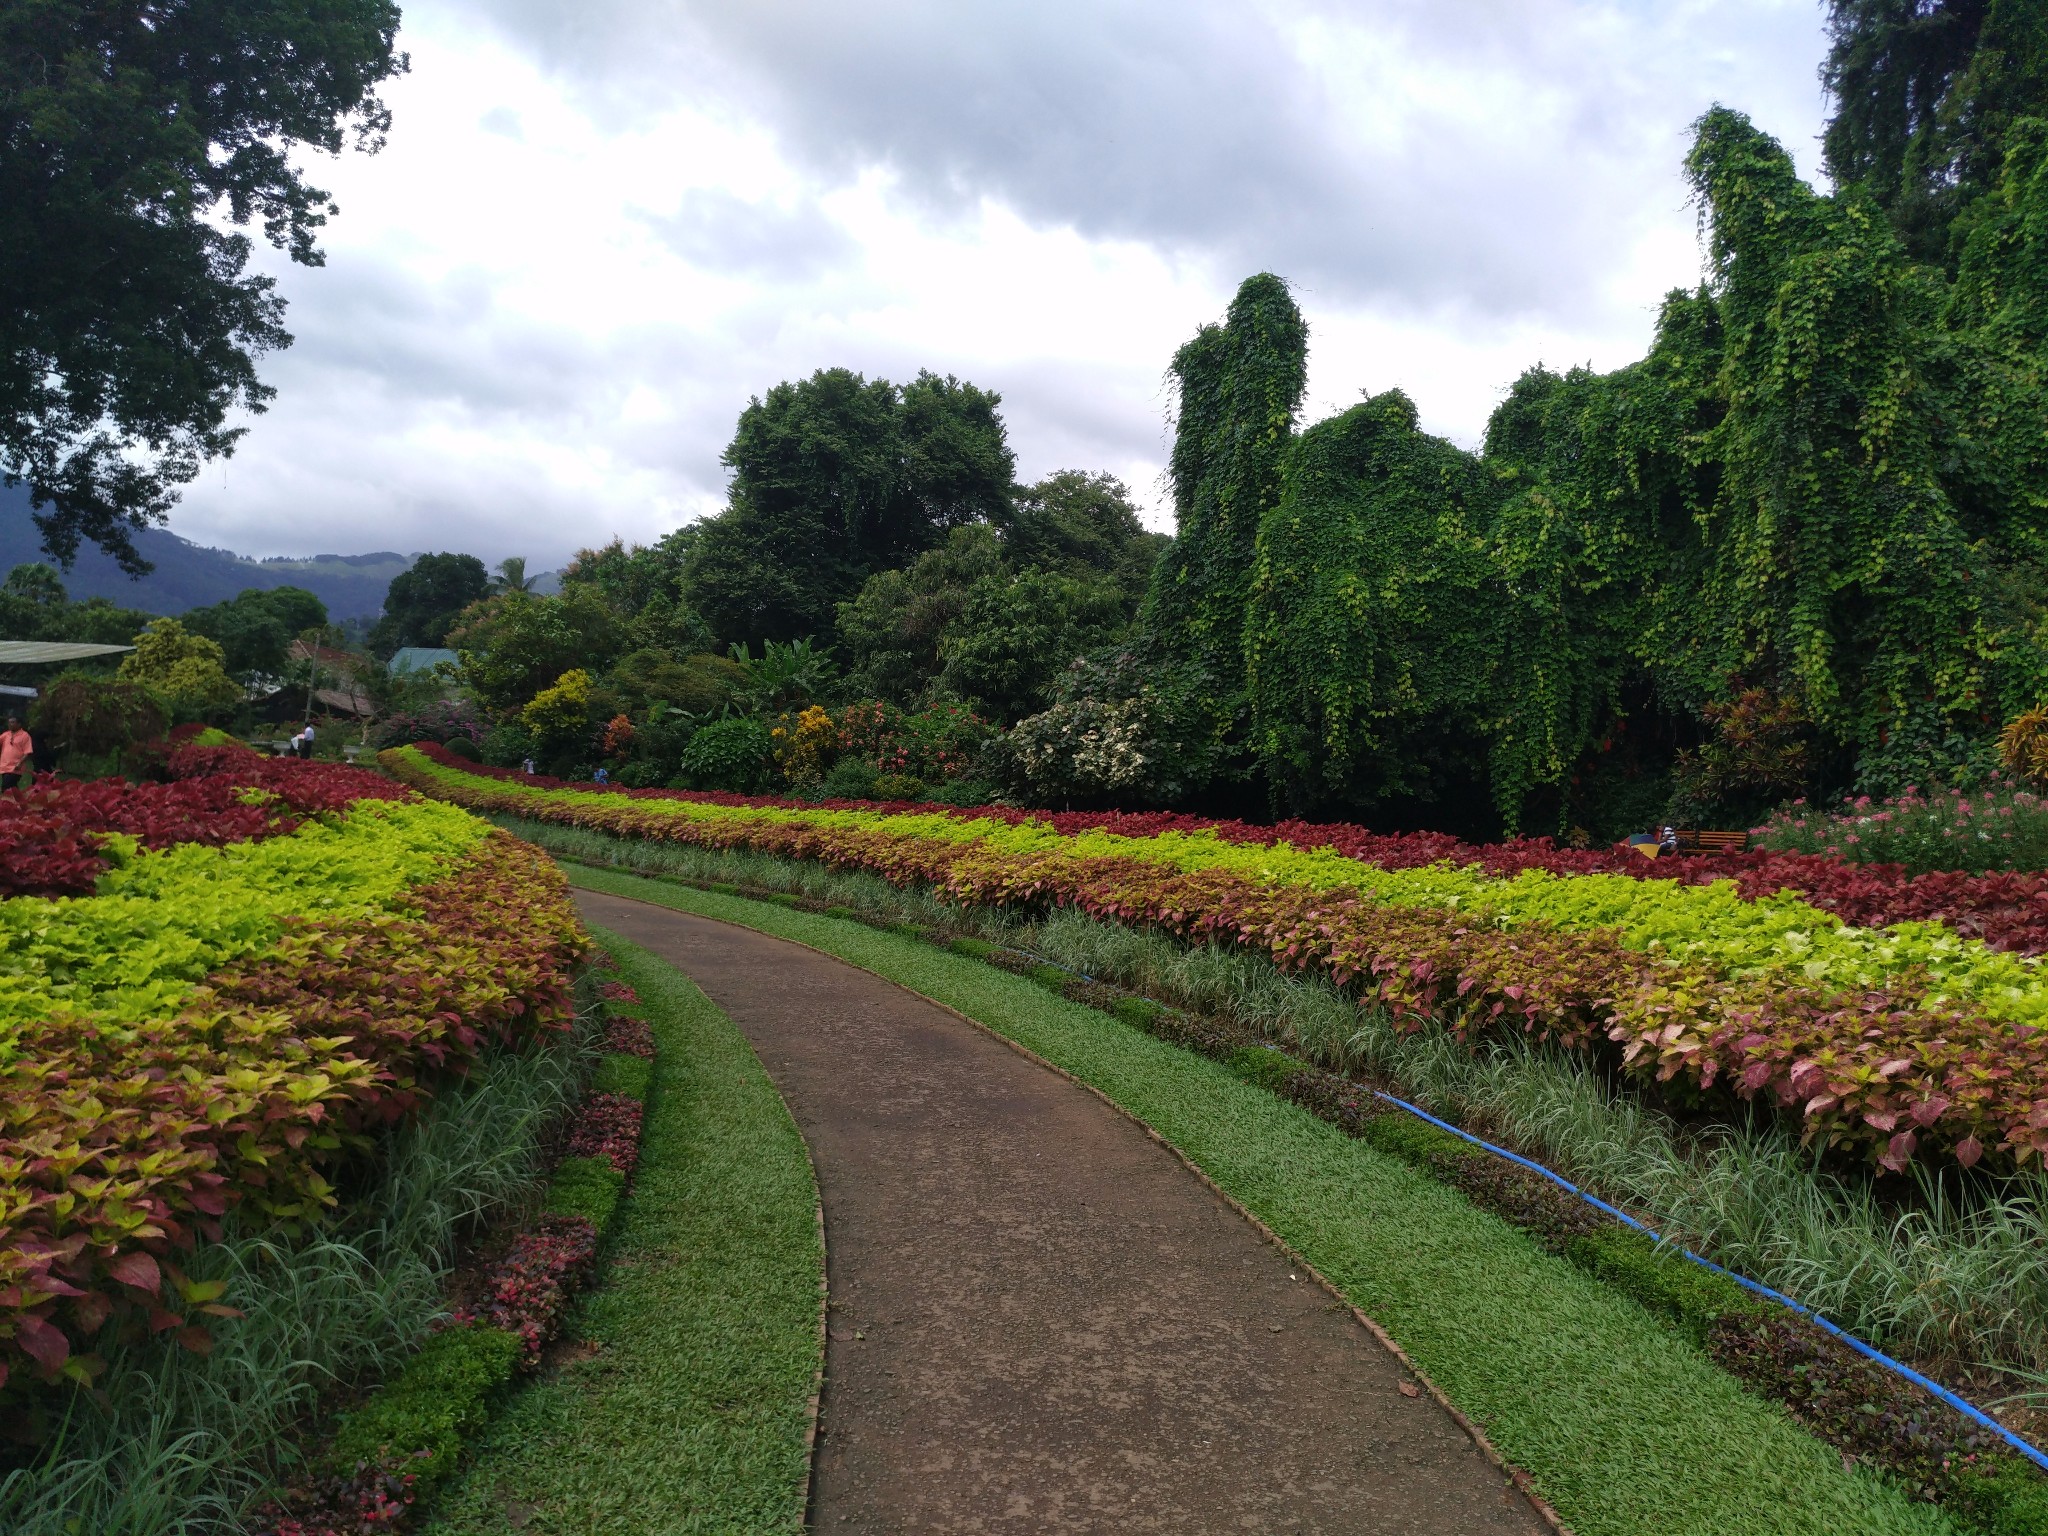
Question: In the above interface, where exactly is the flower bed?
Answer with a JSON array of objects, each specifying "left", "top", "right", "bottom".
[
  {"left": 0, "top": 744, "right": 407, "bottom": 898},
  {"left": 409, "top": 743, "right": 2048, "bottom": 955},
  {"left": 0, "top": 752, "right": 585, "bottom": 1392},
  {"left": 259, "top": 966, "right": 655, "bottom": 1536},
  {"left": 389, "top": 746, "right": 2048, "bottom": 1173}
]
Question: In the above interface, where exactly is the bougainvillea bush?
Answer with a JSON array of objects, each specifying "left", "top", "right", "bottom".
[
  {"left": 390, "top": 744, "right": 2048, "bottom": 1175},
  {"left": 0, "top": 746, "right": 586, "bottom": 1393}
]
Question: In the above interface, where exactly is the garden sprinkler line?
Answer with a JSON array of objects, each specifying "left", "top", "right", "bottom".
[
  {"left": 1014, "top": 946, "right": 2048, "bottom": 1476},
  {"left": 1369, "top": 1090, "right": 2048, "bottom": 1475}
]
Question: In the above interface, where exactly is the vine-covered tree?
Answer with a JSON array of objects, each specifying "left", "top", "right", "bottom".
[
  {"left": 1153, "top": 104, "right": 2048, "bottom": 830},
  {"left": 0, "top": 0, "right": 406, "bottom": 572},
  {"left": 1245, "top": 389, "right": 1502, "bottom": 813},
  {"left": 1141, "top": 274, "right": 1306, "bottom": 711}
]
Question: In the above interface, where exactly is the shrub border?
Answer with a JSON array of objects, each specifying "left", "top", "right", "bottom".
[{"left": 256, "top": 975, "right": 656, "bottom": 1536}]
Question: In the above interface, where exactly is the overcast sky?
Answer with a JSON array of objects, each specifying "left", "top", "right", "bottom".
[{"left": 177, "top": 0, "right": 1834, "bottom": 567}]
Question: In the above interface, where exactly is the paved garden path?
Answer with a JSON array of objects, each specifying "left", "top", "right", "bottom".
[{"left": 576, "top": 890, "right": 1551, "bottom": 1535}]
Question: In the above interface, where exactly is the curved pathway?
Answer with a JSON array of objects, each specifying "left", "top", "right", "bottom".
[{"left": 576, "top": 890, "right": 1550, "bottom": 1535}]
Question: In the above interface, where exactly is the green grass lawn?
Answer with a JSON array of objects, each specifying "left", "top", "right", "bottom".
[
  {"left": 421, "top": 926, "right": 822, "bottom": 1536},
  {"left": 565, "top": 863, "right": 1959, "bottom": 1536}
]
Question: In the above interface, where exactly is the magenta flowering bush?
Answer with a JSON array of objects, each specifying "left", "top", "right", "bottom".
[{"left": 1758, "top": 778, "right": 2048, "bottom": 875}]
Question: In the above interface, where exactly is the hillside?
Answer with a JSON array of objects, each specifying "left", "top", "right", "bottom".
[{"left": 0, "top": 482, "right": 410, "bottom": 619}]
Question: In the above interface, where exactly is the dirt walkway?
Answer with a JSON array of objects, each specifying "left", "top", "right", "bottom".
[{"left": 576, "top": 890, "right": 1551, "bottom": 1535}]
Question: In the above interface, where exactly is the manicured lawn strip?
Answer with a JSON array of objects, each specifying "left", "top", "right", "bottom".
[
  {"left": 421, "top": 926, "right": 820, "bottom": 1536},
  {"left": 566, "top": 864, "right": 1953, "bottom": 1536}
]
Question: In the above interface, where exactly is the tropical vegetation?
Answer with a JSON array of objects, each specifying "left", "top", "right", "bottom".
[{"left": 0, "top": 740, "right": 586, "bottom": 1532}]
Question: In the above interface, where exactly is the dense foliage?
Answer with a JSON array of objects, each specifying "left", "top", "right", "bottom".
[
  {"left": 1822, "top": 0, "right": 2048, "bottom": 265},
  {"left": 393, "top": 747, "right": 2048, "bottom": 1176},
  {"left": 682, "top": 368, "right": 1016, "bottom": 644},
  {"left": 0, "top": 563, "right": 151, "bottom": 646},
  {"left": 0, "top": 0, "right": 406, "bottom": 571},
  {"left": 371, "top": 553, "right": 491, "bottom": 656},
  {"left": 182, "top": 585, "right": 329, "bottom": 680},
  {"left": 0, "top": 749, "right": 585, "bottom": 1393},
  {"left": 1132, "top": 87, "right": 2048, "bottom": 835}
]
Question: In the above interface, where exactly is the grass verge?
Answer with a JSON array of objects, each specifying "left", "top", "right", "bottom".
[
  {"left": 565, "top": 862, "right": 1960, "bottom": 1536},
  {"left": 420, "top": 925, "right": 821, "bottom": 1536},
  {"left": 0, "top": 1027, "right": 592, "bottom": 1536}
]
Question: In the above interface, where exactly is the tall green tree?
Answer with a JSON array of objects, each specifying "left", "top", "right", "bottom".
[
  {"left": 183, "top": 585, "right": 329, "bottom": 679},
  {"left": 836, "top": 525, "right": 1009, "bottom": 705},
  {"left": 0, "top": 0, "right": 406, "bottom": 571},
  {"left": 559, "top": 533, "right": 713, "bottom": 656},
  {"left": 686, "top": 367, "right": 1015, "bottom": 645},
  {"left": 999, "top": 470, "right": 1170, "bottom": 606},
  {"left": 370, "top": 553, "right": 490, "bottom": 655},
  {"left": 446, "top": 586, "right": 624, "bottom": 716}
]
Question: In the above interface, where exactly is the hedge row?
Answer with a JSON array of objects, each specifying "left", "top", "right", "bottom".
[{"left": 388, "top": 746, "right": 2048, "bottom": 1173}]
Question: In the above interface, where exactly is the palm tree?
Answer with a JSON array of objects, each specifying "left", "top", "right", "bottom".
[{"left": 492, "top": 556, "right": 538, "bottom": 595}]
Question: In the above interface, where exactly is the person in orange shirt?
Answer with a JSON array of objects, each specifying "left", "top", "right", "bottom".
[{"left": 0, "top": 714, "right": 32, "bottom": 791}]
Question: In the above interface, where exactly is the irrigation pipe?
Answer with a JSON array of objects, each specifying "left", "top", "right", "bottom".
[
  {"left": 1022, "top": 947, "right": 2048, "bottom": 1476},
  {"left": 1369, "top": 1089, "right": 2048, "bottom": 1474}
]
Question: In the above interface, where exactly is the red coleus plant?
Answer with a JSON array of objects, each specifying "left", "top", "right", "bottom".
[
  {"left": 449, "top": 1215, "right": 599, "bottom": 1363},
  {"left": 565, "top": 1094, "right": 644, "bottom": 1175},
  {"left": 0, "top": 832, "right": 586, "bottom": 1392},
  {"left": 601, "top": 1015, "right": 655, "bottom": 1059}
]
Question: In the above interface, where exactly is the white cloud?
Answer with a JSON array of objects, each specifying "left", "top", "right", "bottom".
[{"left": 170, "top": 0, "right": 1831, "bottom": 566}]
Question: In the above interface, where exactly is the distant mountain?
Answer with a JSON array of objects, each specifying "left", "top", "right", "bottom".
[{"left": 1, "top": 482, "right": 411, "bottom": 620}]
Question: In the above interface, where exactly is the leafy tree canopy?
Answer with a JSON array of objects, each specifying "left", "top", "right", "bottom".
[
  {"left": 0, "top": 563, "right": 153, "bottom": 646},
  {"left": 836, "top": 523, "right": 1132, "bottom": 723},
  {"left": 182, "top": 585, "right": 328, "bottom": 679},
  {"left": 1247, "top": 389, "right": 1504, "bottom": 813},
  {"left": 999, "top": 469, "right": 1170, "bottom": 605},
  {"left": 559, "top": 534, "right": 713, "bottom": 656},
  {"left": 1822, "top": 0, "right": 2048, "bottom": 263},
  {"left": 1, "top": 0, "right": 406, "bottom": 572},
  {"left": 836, "top": 525, "right": 1011, "bottom": 705},
  {"left": 370, "top": 552, "right": 490, "bottom": 655},
  {"left": 117, "top": 616, "right": 241, "bottom": 716},
  {"left": 685, "top": 367, "right": 1015, "bottom": 645},
  {"left": 446, "top": 585, "right": 624, "bottom": 717}
]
